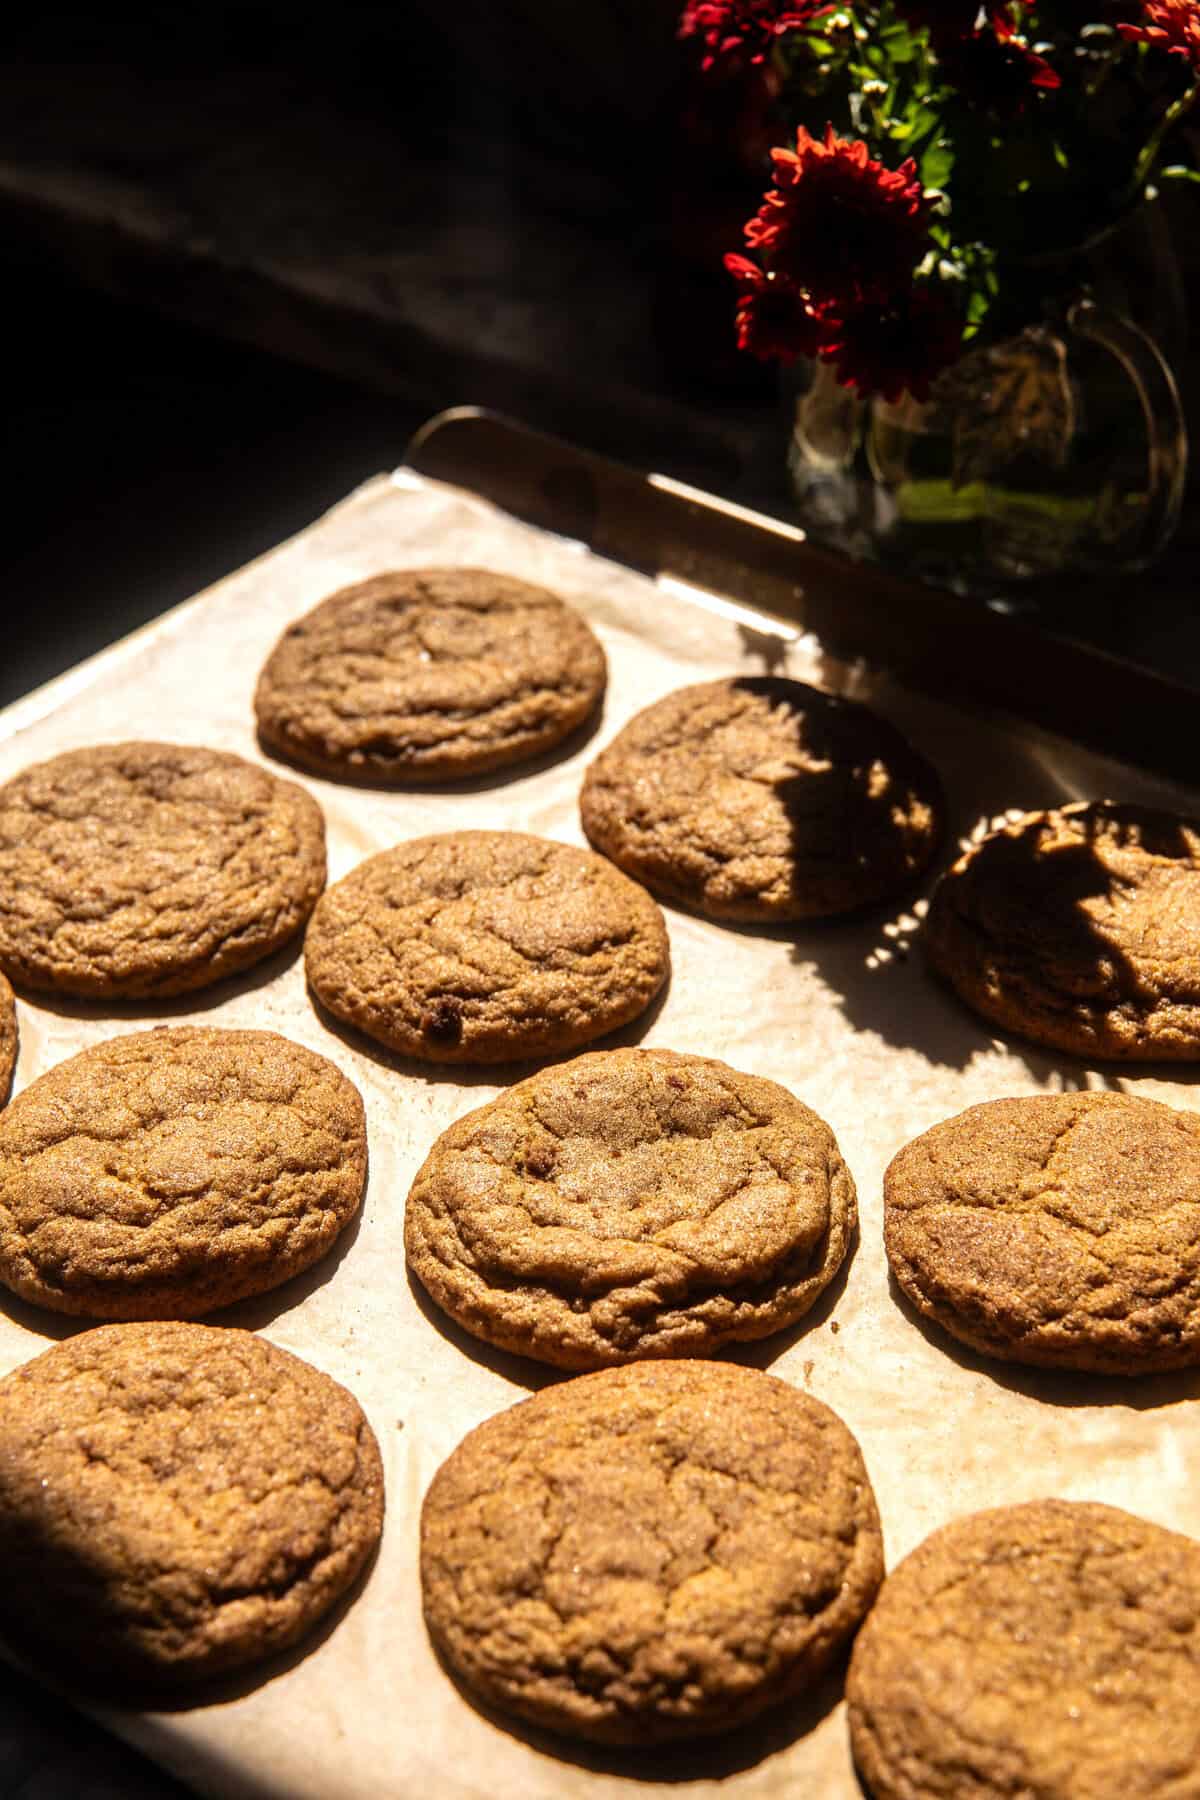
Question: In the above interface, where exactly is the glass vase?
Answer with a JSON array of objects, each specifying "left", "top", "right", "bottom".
[{"left": 786, "top": 200, "right": 1189, "bottom": 605}]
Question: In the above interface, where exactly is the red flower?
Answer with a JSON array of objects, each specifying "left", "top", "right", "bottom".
[
  {"left": 724, "top": 254, "right": 835, "bottom": 361},
  {"left": 1117, "top": 0, "right": 1200, "bottom": 71},
  {"left": 678, "top": 0, "right": 835, "bottom": 71},
  {"left": 936, "top": 25, "right": 1062, "bottom": 111},
  {"left": 745, "top": 125, "right": 934, "bottom": 306},
  {"left": 820, "top": 287, "right": 965, "bottom": 403}
]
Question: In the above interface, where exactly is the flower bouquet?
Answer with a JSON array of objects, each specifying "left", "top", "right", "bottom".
[{"left": 679, "top": 0, "right": 1197, "bottom": 591}]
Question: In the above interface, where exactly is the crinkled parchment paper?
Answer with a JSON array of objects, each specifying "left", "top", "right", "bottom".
[{"left": 2, "top": 468, "right": 1198, "bottom": 1798}]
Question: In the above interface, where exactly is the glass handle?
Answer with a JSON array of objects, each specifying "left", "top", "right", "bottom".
[{"left": 1068, "top": 296, "right": 1188, "bottom": 565}]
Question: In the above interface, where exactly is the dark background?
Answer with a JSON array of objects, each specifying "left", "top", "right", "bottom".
[
  {"left": 3, "top": 0, "right": 717, "bottom": 704},
  {"left": 6, "top": 2, "right": 1197, "bottom": 710}
]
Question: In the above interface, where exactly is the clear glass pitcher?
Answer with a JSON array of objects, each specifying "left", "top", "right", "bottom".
[{"left": 787, "top": 201, "right": 1188, "bottom": 601}]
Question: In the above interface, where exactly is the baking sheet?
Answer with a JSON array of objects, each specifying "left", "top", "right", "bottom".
[{"left": 2, "top": 466, "right": 1199, "bottom": 1799}]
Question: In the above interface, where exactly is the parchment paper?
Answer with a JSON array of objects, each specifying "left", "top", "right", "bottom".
[{"left": 2, "top": 467, "right": 1199, "bottom": 1799}]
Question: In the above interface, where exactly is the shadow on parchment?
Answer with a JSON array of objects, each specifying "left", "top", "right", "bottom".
[
  {"left": 431, "top": 1634, "right": 853, "bottom": 1784},
  {"left": 701, "top": 677, "right": 1200, "bottom": 1083},
  {"left": 789, "top": 911, "right": 1128, "bottom": 1090},
  {"left": 887, "top": 1271, "right": 1200, "bottom": 1411},
  {"left": 648, "top": 860, "right": 1089, "bottom": 1085},
  {"left": 0, "top": 1289, "right": 95, "bottom": 1345}
]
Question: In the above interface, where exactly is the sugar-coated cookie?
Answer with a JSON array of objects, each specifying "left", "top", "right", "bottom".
[
  {"left": 0, "top": 742, "right": 325, "bottom": 998},
  {"left": 422, "top": 1360, "right": 883, "bottom": 1743},
  {"left": 848, "top": 1500, "right": 1200, "bottom": 1800},
  {"left": 0, "top": 1323, "right": 384, "bottom": 1688},
  {"left": 0, "top": 1027, "right": 366, "bottom": 1319},
  {"left": 407, "top": 1047, "right": 855, "bottom": 1367},
  {"left": 306, "top": 832, "right": 669, "bottom": 1063},
  {"left": 255, "top": 568, "right": 606, "bottom": 783}
]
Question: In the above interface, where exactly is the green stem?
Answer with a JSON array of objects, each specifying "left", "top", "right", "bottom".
[
  {"left": 1082, "top": 41, "right": 1121, "bottom": 101},
  {"left": 1134, "top": 76, "right": 1200, "bottom": 189}
]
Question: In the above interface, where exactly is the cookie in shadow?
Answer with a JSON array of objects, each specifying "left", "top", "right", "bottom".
[
  {"left": 580, "top": 676, "right": 943, "bottom": 922},
  {"left": 0, "top": 1322, "right": 384, "bottom": 1690},
  {"left": 924, "top": 800, "right": 1200, "bottom": 1059}
]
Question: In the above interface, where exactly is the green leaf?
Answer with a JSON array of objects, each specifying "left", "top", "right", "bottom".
[
  {"left": 921, "top": 141, "right": 955, "bottom": 187},
  {"left": 1160, "top": 162, "right": 1200, "bottom": 184}
]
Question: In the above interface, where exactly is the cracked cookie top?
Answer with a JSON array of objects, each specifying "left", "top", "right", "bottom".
[
  {"left": 0, "top": 1027, "right": 367, "bottom": 1319},
  {"left": 0, "top": 742, "right": 326, "bottom": 998},
  {"left": 924, "top": 801, "right": 1200, "bottom": 1060},
  {"left": 406, "top": 1048, "right": 856, "bottom": 1368},
  {"left": 580, "top": 676, "right": 943, "bottom": 921},
  {"left": 421, "top": 1359, "right": 883, "bottom": 1744},
  {"left": 885, "top": 1090, "right": 1200, "bottom": 1374},
  {"left": 848, "top": 1499, "right": 1200, "bottom": 1800},
  {"left": 254, "top": 568, "right": 607, "bottom": 784},
  {"left": 305, "top": 831, "right": 669, "bottom": 1064},
  {"left": 0, "top": 974, "right": 15, "bottom": 1104},
  {"left": 0, "top": 1322, "right": 384, "bottom": 1688}
]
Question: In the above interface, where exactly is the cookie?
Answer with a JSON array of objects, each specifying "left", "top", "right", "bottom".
[
  {"left": 406, "top": 1047, "right": 855, "bottom": 1368},
  {"left": 306, "top": 831, "right": 669, "bottom": 1064},
  {"left": 421, "top": 1359, "right": 882, "bottom": 1744},
  {"left": 0, "top": 742, "right": 326, "bottom": 998},
  {"left": 0, "top": 973, "right": 15, "bottom": 1103},
  {"left": 924, "top": 800, "right": 1200, "bottom": 1059},
  {"left": 254, "top": 568, "right": 607, "bottom": 784},
  {"left": 848, "top": 1499, "right": 1200, "bottom": 1800},
  {"left": 0, "top": 1027, "right": 366, "bottom": 1319},
  {"left": 0, "top": 1322, "right": 384, "bottom": 1688},
  {"left": 886, "top": 1090, "right": 1200, "bottom": 1374},
  {"left": 580, "top": 676, "right": 942, "bottom": 922}
]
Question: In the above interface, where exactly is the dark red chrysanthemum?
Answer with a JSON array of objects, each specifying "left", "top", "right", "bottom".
[
  {"left": 745, "top": 125, "right": 934, "bottom": 305},
  {"left": 820, "top": 286, "right": 965, "bottom": 403},
  {"left": 678, "top": 0, "right": 835, "bottom": 70},
  {"left": 724, "top": 254, "right": 836, "bottom": 361},
  {"left": 1117, "top": 0, "right": 1200, "bottom": 71},
  {"left": 937, "top": 24, "right": 1062, "bottom": 110}
]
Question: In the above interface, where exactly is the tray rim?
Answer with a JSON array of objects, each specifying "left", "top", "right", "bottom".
[{"left": 407, "top": 405, "right": 1195, "bottom": 786}]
